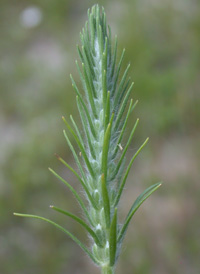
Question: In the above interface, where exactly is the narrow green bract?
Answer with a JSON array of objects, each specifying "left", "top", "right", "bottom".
[{"left": 14, "top": 5, "right": 161, "bottom": 274}]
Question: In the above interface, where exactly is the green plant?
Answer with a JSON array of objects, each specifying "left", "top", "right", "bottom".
[{"left": 14, "top": 5, "right": 161, "bottom": 274}]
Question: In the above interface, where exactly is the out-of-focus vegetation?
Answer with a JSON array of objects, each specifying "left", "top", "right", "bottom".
[{"left": 0, "top": 0, "right": 199, "bottom": 273}]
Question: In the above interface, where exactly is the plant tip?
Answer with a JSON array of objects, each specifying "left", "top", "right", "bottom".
[{"left": 14, "top": 6, "right": 162, "bottom": 272}]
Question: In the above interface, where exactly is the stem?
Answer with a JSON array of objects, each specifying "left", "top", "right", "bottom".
[{"left": 101, "top": 265, "right": 114, "bottom": 274}]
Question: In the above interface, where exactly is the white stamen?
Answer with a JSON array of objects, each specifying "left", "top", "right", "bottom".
[
  {"left": 96, "top": 224, "right": 102, "bottom": 230},
  {"left": 118, "top": 143, "right": 123, "bottom": 151}
]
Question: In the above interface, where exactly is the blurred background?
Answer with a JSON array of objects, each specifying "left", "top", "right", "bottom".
[{"left": 0, "top": 0, "right": 200, "bottom": 273}]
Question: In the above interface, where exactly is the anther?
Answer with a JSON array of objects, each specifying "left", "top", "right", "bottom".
[
  {"left": 96, "top": 224, "right": 102, "bottom": 230},
  {"left": 118, "top": 143, "right": 123, "bottom": 151}
]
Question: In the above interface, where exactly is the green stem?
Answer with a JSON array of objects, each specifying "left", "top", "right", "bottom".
[{"left": 101, "top": 265, "right": 114, "bottom": 274}]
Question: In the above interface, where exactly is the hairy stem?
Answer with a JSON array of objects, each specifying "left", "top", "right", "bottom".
[{"left": 101, "top": 265, "right": 114, "bottom": 274}]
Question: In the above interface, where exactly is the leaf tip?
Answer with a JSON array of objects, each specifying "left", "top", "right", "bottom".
[{"left": 54, "top": 153, "right": 60, "bottom": 160}]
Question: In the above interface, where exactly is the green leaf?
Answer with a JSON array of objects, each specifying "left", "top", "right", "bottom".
[
  {"left": 102, "top": 69, "right": 107, "bottom": 112},
  {"left": 82, "top": 46, "right": 96, "bottom": 83},
  {"left": 118, "top": 77, "right": 131, "bottom": 106},
  {"left": 102, "top": 7, "right": 107, "bottom": 37},
  {"left": 118, "top": 183, "right": 162, "bottom": 242},
  {"left": 13, "top": 213, "right": 99, "bottom": 265},
  {"left": 50, "top": 205, "right": 102, "bottom": 247},
  {"left": 112, "top": 99, "right": 138, "bottom": 158},
  {"left": 76, "top": 96, "right": 97, "bottom": 161},
  {"left": 63, "top": 129, "right": 86, "bottom": 182},
  {"left": 62, "top": 117, "right": 95, "bottom": 178},
  {"left": 88, "top": 12, "right": 95, "bottom": 48},
  {"left": 70, "top": 75, "right": 97, "bottom": 138},
  {"left": 102, "top": 39, "right": 108, "bottom": 111},
  {"left": 70, "top": 115, "right": 85, "bottom": 148},
  {"left": 113, "top": 82, "right": 134, "bottom": 131},
  {"left": 55, "top": 154, "right": 98, "bottom": 209},
  {"left": 112, "top": 118, "right": 139, "bottom": 179},
  {"left": 107, "top": 25, "right": 112, "bottom": 64},
  {"left": 101, "top": 174, "right": 110, "bottom": 228},
  {"left": 112, "top": 48, "right": 125, "bottom": 96},
  {"left": 111, "top": 36, "right": 117, "bottom": 78},
  {"left": 114, "top": 137, "right": 149, "bottom": 206},
  {"left": 109, "top": 208, "right": 117, "bottom": 266},
  {"left": 113, "top": 63, "right": 131, "bottom": 107},
  {"left": 101, "top": 113, "right": 114, "bottom": 180},
  {"left": 104, "top": 90, "right": 110, "bottom": 132},
  {"left": 48, "top": 167, "right": 93, "bottom": 225},
  {"left": 98, "top": 24, "right": 104, "bottom": 56},
  {"left": 75, "top": 60, "right": 88, "bottom": 94},
  {"left": 82, "top": 62, "right": 97, "bottom": 118}
]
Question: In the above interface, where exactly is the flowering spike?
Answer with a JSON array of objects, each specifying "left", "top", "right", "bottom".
[{"left": 14, "top": 5, "right": 161, "bottom": 273}]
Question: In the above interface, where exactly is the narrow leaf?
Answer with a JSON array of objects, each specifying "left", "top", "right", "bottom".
[
  {"left": 13, "top": 213, "right": 99, "bottom": 264},
  {"left": 63, "top": 129, "right": 86, "bottom": 182},
  {"left": 113, "top": 82, "right": 134, "bottom": 131},
  {"left": 118, "top": 183, "right": 162, "bottom": 242},
  {"left": 70, "top": 75, "right": 97, "bottom": 138},
  {"left": 50, "top": 205, "right": 102, "bottom": 247},
  {"left": 104, "top": 90, "right": 110, "bottom": 131},
  {"left": 76, "top": 96, "right": 97, "bottom": 160},
  {"left": 101, "top": 174, "right": 110, "bottom": 228},
  {"left": 82, "top": 62, "right": 97, "bottom": 118},
  {"left": 113, "top": 118, "right": 139, "bottom": 178},
  {"left": 113, "top": 63, "right": 131, "bottom": 107},
  {"left": 80, "top": 46, "right": 96, "bottom": 93},
  {"left": 70, "top": 115, "right": 85, "bottom": 148},
  {"left": 62, "top": 117, "right": 95, "bottom": 178},
  {"left": 102, "top": 37, "right": 108, "bottom": 73},
  {"left": 101, "top": 113, "right": 114, "bottom": 180},
  {"left": 112, "top": 48, "right": 125, "bottom": 95},
  {"left": 114, "top": 137, "right": 149, "bottom": 206},
  {"left": 112, "top": 99, "right": 136, "bottom": 158},
  {"left": 102, "top": 69, "right": 107, "bottom": 112},
  {"left": 48, "top": 167, "right": 93, "bottom": 225},
  {"left": 89, "top": 13, "right": 95, "bottom": 48},
  {"left": 111, "top": 36, "right": 117, "bottom": 78},
  {"left": 109, "top": 208, "right": 117, "bottom": 266},
  {"left": 55, "top": 154, "right": 97, "bottom": 209}
]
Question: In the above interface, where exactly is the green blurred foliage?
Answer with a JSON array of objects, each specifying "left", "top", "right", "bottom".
[{"left": 0, "top": 0, "right": 199, "bottom": 273}]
